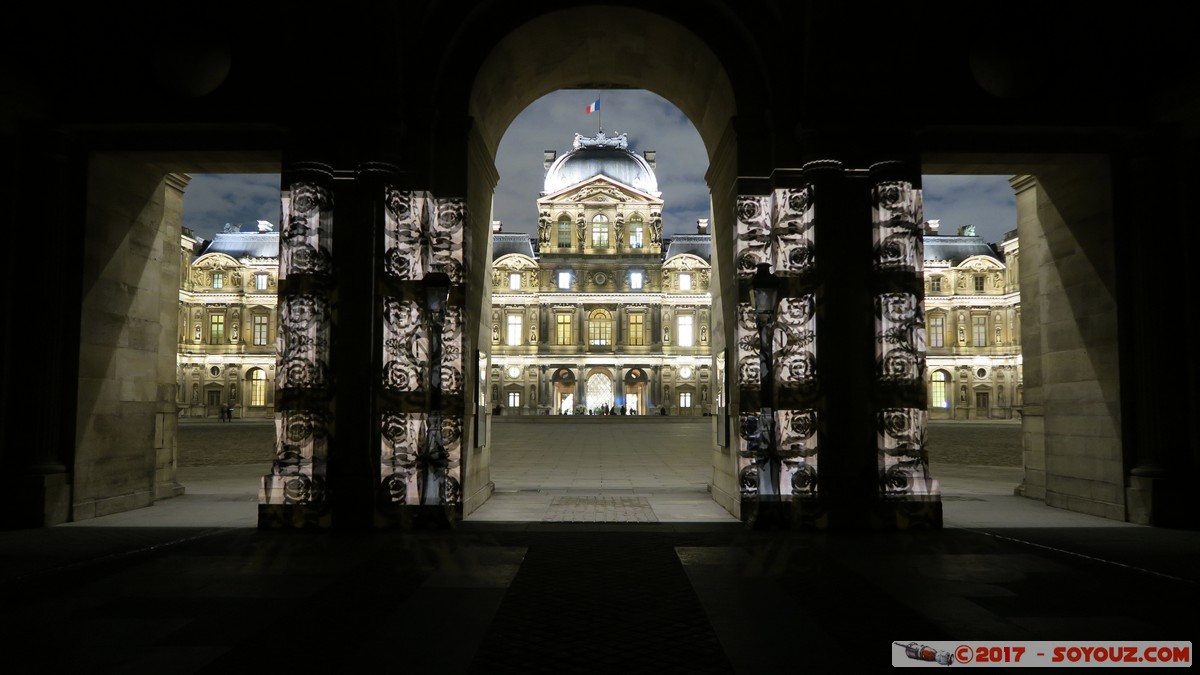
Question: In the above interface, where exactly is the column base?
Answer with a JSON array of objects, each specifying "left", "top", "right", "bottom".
[
  {"left": 258, "top": 503, "right": 332, "bottom": 529},
  {"left": 375, "top": 504, "right": 461, "bottom": 529},
  {"left": 742, "top": 496, "right": 942, "bottom": 530},
  {"left": 1126, "top": 474, "right": 1197, "bottom": 528}
]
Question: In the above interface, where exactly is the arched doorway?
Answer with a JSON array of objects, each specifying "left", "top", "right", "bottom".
[{"left": 461, "top": 6, "right": 744, "bottom": 519}]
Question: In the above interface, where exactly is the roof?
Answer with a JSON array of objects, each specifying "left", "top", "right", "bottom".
[
  {"left": 922, "top": 235, "right": 998, "bottom": 266},
  {"left": 543, "top": 132, "right": 659, "bottom": 196},
  {"left": 663, "top": 235, "right": 710, "bottom": 263},
  {"left": 198, "top": 232, "right": 279, "bottom": 260},
  {"left": 492, "top": 233, "right": 537, "bottom": 261}
]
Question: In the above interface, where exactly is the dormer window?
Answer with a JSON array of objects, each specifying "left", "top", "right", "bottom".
[
  {"left": 974, "top": 275, "right": 985, "bottom": 292},
  {"left": 256, "top": 273, "right": 269, "bottom": 290},
  {"left": 212, "top": 272, "right": 223, "bottom": 289},
  {"left": 630, "top": 271, "right": 644, "bottom": 290},
  {"left": 558, "top": 271, "right": 572, "bottom": 289},
  {"left": 678, "top": 273, "right": 692, "bottom": 290},
  {"left": 509, "top": 273, "right": 521, "bottom": 290},
  {"left": 629, "top": 215, "right": 644, "bottom": 248}
]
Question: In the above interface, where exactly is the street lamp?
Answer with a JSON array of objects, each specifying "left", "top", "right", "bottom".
[
  {"left": 749, "top": 262, "right": 780, "bottom": 496},
  {"left": 421, "top": 272, "right": 451, "bottom": 506}
]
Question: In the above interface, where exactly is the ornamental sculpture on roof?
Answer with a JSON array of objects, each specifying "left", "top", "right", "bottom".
[{"left": 572, "top": 131, "right": 629, "bottom": 150}]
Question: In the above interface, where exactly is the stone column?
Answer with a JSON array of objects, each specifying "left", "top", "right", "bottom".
[
  {"left": 259, "top": 160, "right": 336, "bottom": 528},
  {"left": 733, "top": 161, "right": 940, "bottom": 530}
]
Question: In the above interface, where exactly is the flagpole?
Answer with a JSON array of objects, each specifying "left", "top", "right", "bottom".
[{"left": 597, "top": 92, "right": 602, "bottom": 134}]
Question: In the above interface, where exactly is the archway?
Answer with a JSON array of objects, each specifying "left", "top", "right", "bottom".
[{"left": 461, "top": 7, "right": 744, "bottom": 519}]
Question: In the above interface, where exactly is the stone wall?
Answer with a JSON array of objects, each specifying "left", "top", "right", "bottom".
[
  {"left": 74, "top": 156, "right": 182, "bottom": 520},
  {"left": 1013, "top": 164, "right": 1124, "bottom": 520}
]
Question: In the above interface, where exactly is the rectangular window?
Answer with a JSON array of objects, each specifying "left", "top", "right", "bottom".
[
  {"left": 556, "top": 314, "right": 572, "bottom": 345},
  {"left": 628, "top": 314, "right": 644, "bottom": 346},
  {"left": 974, "top": 276, "right": 985, "bottom": 292},
  {"left": 930, "top": 277, "right": 941, "bottom": 292},
  {"left": 507, "top": 314, "right": 522, "bottom": 346},
  {"left": 931, "top": 376, "right": 947, "bottom": 408},
  {"left": 592, "top": 223, "right": 608, "bottom": 247},
  {"left": 589, "top": 318, "right": 611, "bottom": 346},
  {"left": 508, "top": 391, "right": 521, "bottom": 408},
  {"left": 630, "top": 225, "right": 643, "bottom": 248},
  {"left": 677, "top": 315, "right": 694, "bottom": 347},
  {"left": 679, "top": 392, "right": 692, "bottom": 408},
  {"left": 212, "top": 272, "right": 223, "bottom": 289},
  {"left": 558, "top": 221, "right": 572, "bottom": 247},
  {"left": 630, "top": 271, "right": 643, "bottom": 290},
  {"left": 209, "top": 314, "right": 225, "bottom": 344},
  {"left": 509, "top": 273, "right": 521, "bottom": 290},
  {"left": 256, "top": 273, "right": 268, "bottom": 290},
  {"left": 973, "top": 316, "right": 987, "bottom": 347},
  {"left": 558, "top": 271, "right": 571, "bottom": 289},
  {"left": 253, "top": 315, "right": 269, "bottom": 346},
  {"left": 678, "top": 273, "right": 692, "bottom": 290},
  {"left": 930, "top": 316, "right": 944, "bottom": 348}
]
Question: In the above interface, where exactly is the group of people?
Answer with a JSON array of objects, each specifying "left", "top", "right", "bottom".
[
  {"left": 576, "top": 403, "right": 635, "bottom": 416},
  {"left": 218, "top": 404, "right": 235, "bottom": 421}
]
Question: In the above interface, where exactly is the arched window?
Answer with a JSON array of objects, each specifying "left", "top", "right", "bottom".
[
  {"left": 591, "top": 214, "right": 609, "bottom": 247},
  {"left": 930, "top": 370, "right": 949, "bottom": 408},
  {"left": 588, "top": 308, "right": 611, "bottom": 346},
  {"left": 586, "top": 372, "right": 613, "bottom": 410},
  {"left": 628, "top": 215, "right": 644, "bottom": 248},
  {"left": 249, "top": 368, "right": 267, "bottom": 406},
  {"left": 557, "top": 215, "right": 572, "bottom": 247}
]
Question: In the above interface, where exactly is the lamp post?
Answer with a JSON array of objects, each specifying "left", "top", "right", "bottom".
[
  {"left": 420, "top": 272, "right": 451, "bottom": 506},
  {"left": 749, "top": 262, "right": 780, "bottom": 496}
]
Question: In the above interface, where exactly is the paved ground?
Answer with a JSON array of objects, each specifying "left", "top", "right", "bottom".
[
  {"left": 2, "top": 418, "right": 1196, "bottom": 673},
  {"left": 179, "top": 416, "right": 1024, "bottom": 468}
]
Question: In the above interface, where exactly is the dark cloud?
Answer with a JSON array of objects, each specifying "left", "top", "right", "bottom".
[
  {"left": 493, "top": 89, "right": 710, "bottom": 237},
  {"left": 182, "top": 173, "right": 280, "bottom": 240},
  {"left": 181, "top": 94, "right": 1015, "bottom": 246},
  {"left": 922, "top": 174, "right": 1016, "bottom": 244}
]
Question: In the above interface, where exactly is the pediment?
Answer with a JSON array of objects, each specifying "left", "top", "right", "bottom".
[
  {"left": 663, "top": 254, "right": 709, "bottom": 270},
  {"left": 539, "top": 175, "right": 662, "bottom": 206},
  {"left": 193, "top": 253, "right": 240, "bottom": 268},
  {"left": 495, "top": 253, "right": 538, "bottom": 270},
  {"left": 957, "top": 255, "right": 1004, "bottom": 271}
]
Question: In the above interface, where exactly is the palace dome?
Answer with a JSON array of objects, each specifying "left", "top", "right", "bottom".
[{"left": 542, "top": 132, "right": 659, "bottom": 196}]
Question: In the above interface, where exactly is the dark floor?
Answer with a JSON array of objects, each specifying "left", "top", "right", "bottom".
[{"left": 3, "top": 420, "right": 1195, "bottom": 672}]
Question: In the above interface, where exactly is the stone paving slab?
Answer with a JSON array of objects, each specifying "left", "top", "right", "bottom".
[{"left": 543, "top": 496, "right": 660, "bottom": 523}]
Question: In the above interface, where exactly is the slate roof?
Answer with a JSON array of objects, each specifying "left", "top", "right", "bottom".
[
  {"left": 922, "top": 235, "right": 998, "bottom": 266},
  {"left": 493, "top": 233, "right": 538, "bottom": 261},
  {"left": 663, "top": 235, "right": 711, "bottom": 263},
  {"left": 198, "top": 232, "right": 280, "bottom": 260}
]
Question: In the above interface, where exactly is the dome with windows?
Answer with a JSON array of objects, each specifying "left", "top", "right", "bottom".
[{"left": 542, "top": 131, "right": 660, "bottom": 196}]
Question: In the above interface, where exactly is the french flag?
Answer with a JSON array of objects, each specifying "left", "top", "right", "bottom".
[{"left": 585, "top": 99, "right": 600, "bottom": 114}]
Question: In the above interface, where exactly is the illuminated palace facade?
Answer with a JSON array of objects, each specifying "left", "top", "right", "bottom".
[
  {"left": 172, "top": 171, "right": 1021, "bottom": 422},
  {"left": 177, "top": 225, "right": 280, "bottom": 418},
  {"left": 488, "top": 131, "right": 714, "bottom": 416},
  {"left": 922, "top": 220, "right": 1022, "bottom": 420}
]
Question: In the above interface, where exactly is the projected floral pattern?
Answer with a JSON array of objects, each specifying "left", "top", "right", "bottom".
[
  {"left": 378, "top": 188, "right": 467, "bottom": 507},
  {"left": 734, "top": 186, "right": 820, "bottom": 498},
  {"left": 877, "top": 408, "right": 938, "bottom": 495},
  {"left": 262, "top": 179, "right": 335, "bottom": 507},
  {"left": 876, "top": 292, "right": 924, "bottom": 384},
  {"left": 872, "top": 180, "right": 923, "bottom": 272},
  {"left": 871, "top": 177, "right": 939, "bottom": 498},
  {"left": 771, "top": 186, "right": 816, "bottom": 276}
]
